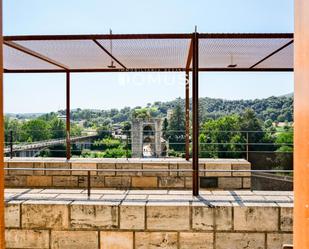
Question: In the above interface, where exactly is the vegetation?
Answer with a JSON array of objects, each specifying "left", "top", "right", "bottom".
[
  {"left": 165, "top": 98, "right": 186, "bottom": 154},
  {"left": 8, "top": 95, "right": 290, "bottom": 129},
  {"left": 4, "top": 113, "right": 82, "bottom": 144},
  {"left": 4, "top": 95, "right": 293, "bottom": 166}
]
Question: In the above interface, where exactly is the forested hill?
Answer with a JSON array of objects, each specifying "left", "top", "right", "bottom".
[
  {"left": 8, "top": 95, "right": 293, "bottom": 124},
  {"left": 65, "top": 95, "right": 293, "bottom": 125}
]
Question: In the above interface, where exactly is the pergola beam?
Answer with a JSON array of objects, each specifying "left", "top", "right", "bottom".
[
  {"left": 3, "top": 68, "right": 293, "bottom": 73},
  {"left": 4, "top": 41, "right": 69, "bottom": 70},
  {"left": 3, "top": 33, "right": 293, "bottom": 41},
  {"left": 250, "top": 40, "right": 294, "bottom": 69},
  {"left": 93, "top": 39, "right": 127, "bottom": 69},
  {"left": 186, "top": 38, "right": 194, "bottom": 71}
]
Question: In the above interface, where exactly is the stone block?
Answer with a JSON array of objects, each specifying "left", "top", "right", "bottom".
[
  {"left": 90, "top": 175, "right": 105, "bottom": 188},
  {"left": 5, "top": 175, "right": 27, "bottom": 187},
  {"left": 135, "top": 232, "right": 178, "bottom": 249},
  {"left": 70, "top": 203, "right": 118, "bottom": 229},
  {"left": 215, "top": 206, "right": 233, "bottom": 230},
  {"left": 205, "top": 163, "right": 231, "bottom": 177},
  {"left": 52, "top": 176, "right": 78, "bottom": 187},
  {"left": 132, "top": 176, "right": 157, "bottom": 188},
  {"left": 98, "top": 163, "right": 116, "bottom": 176},
  {"left": 116, "top": 163, "right": 142, "bottom": 176},
  {"left": 6, "top": 229, "right": 49, "bottom": 249},
  {"left": 8, "top": 162, "right": 34, "bottom": 175},
  {"left": 78, "top": 175, "right": 105, "bottom": 188},
  {"left": 185, "top": 177, "right": 192, "bottom": 188},
  {"left": 232, "top": 163, "right": 251, "bottom": 176},
  {"left": 158, "top": 176, "right": 185, "bottom": 188},
  {"left": 234, "top": 206, "right": 279, "bottom": 231},
  {"left": 178, "top": 163, "right": 191, "bottom": 176},
  {"left": 169, "top": 163, "right": 178, "bottom": 176},
  {"left": 100, "top": 231, "right": 133, "bottom": 249},
  {"left": 192, "top": 205, "right": 214, "bottom": 230},
  {"left": 105, "top": 176, "right": 131, "bottom": 188},
  {"left": 216, "top": 233, "right": 265, "bottom": 249},
  {"left": 218, "top": 177, "right": 242, "bottom": 189},
  {"left": 267, "top": 233, "right": 293, "bottom": 249},
  {"left": 120, "top": 204, "right": 145, "bottom": 229},
  {"left": 71, "top": 162, "right": 97, "bottom": 175},
  {"left": 280, "top": 207, "right": 293, "bottom": 231},
  {"left": 4, "top": 162, "right": 8, "bottom": 175},
  {"left": 179, "top": 232, "right": 213, "bottom": 249},
  {"left": 143, "top": 163, "right": 169, "bottom": 176},
  {"left": 243, "top": 177, "right": 251, "bottom": 189},
  {"left": 22, "top": 203, "right": 69, "bottom": 229},
  {"left": 45, "top": 162, "right": 71, "bottom": 175},
  {"left": 33, "top": 162, "right": 45, "bottom": 175},
  {"left": 51, "top": 231, "right": 98, "bottom": 249},
  {"left": 147, "top": 205, "right": 190, "bottom": 230},
  {"left": 27, "top": 175, "right": 52, "bottom": 187},
  {"left": 5, "top": 202, "right": 20, "bottom": 228}
]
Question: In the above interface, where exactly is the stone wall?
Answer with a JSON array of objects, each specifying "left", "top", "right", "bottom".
[
  {"left": 4, "top": 190, "right": 293, "bottom": 249},
  {"left": 4, "top": 158, "right": 251, "bottom": 190}
]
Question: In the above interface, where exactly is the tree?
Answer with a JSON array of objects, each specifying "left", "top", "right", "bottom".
[
  {"left": 200, "top": 115, "right": 244, "bottom": 158},
  {"left": 21, "top": 119, "right": 51, "bottom": 142},
  {"left": 162, "top": 118, "right": 169, "bottom": 140},
  {"left": 166, "top": 99, "right": 185, "bottom": 152},
  {"left": 71, "top": 124, "right": 82, "bottom": 137},
  {"left": 97, "top": 125, "right": 112, "bottom": 139},
  {"left": 49, "top": 118, "right": 66, "bottom": 139},
  {"left": 275, "top": 125, "right": 293, "bottom": 170},
  {"left": 132, "top": 108, "right": 151, "bottom": 119}
]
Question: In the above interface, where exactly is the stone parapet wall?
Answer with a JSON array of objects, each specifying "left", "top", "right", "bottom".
[
  {"left": 4, "top": 189, "right": 293, "bottom": 249},
  {"left": 4, "top": 158, "right": 251, "bottom": 190}
]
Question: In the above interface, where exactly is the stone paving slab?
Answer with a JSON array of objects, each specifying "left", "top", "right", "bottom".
[
  {"left": 5, "top": 157, "right": 248, "bottom": 163},
  {"left": 4, "top": 188, "right": 293, "bottom": 207}
]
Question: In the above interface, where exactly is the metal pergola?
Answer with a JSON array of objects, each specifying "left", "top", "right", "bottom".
[{"left": 2, "top": 32, "right": 294, "bottom": 196}]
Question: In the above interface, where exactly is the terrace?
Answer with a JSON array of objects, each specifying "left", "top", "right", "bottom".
[
  {"left": 0, "top": 32, "right": 294, "bottom": 249},
  {"left": 1, "top": 2, "right": 308, "bottom": 249}
]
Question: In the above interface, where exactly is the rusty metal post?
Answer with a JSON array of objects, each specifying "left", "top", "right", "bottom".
[
  {"left": 126, "top": 131, "right": 129, "bottom": 159},
  {"left": 294, "top": 0, "right": 309, "bottom": 248},
  {"left": 87, "top": 171, "right": 91, "bottom": 198},
  {"left": 66, "top": 71, "right": 71, "bottom": 160},
  {"left": 185, "top": 71, "right": 190, "bottom": 161},
  {"left": 10, "top": 130, "right": 13, "bottom": 159},
  {"left": 246, "top": 132, "right": 249, "bottom": 161},
  {"left": 192, "top": 31, "right": 199, "bottom": 196},
  {"left": 0, "top": 0, "right": 5, "bottom": 247}
]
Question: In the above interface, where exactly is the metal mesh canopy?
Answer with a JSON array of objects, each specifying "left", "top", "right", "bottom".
[{"left": 3, "top": 33, "right": 293, "bottom": 73}]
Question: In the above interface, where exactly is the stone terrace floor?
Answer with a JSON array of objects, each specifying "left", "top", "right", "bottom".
[{"left": 4, "top": 189, "right": 293, "bottom": 207}]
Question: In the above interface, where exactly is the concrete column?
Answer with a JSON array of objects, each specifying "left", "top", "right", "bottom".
[{"left": 294, "top": 0, "right": 309, "bottom": 248}]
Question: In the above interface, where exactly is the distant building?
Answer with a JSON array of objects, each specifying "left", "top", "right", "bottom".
[{"left": 131, "top": 118, "right": 167, "bottom": 158}]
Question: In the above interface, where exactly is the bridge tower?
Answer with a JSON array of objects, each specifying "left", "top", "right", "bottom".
[{"left": 131, "top": 118, "right": 164, "bottom": 158}]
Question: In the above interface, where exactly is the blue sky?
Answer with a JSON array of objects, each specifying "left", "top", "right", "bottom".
[{"left": 3, "top": 0, "right": 294, "bottom": 113}]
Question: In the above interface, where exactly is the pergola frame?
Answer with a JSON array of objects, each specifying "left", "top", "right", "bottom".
[
  {"left": 3, "top": 1, "right": 309, "bottom": 248},
  {"left": 1, "top": 31, "right": 294, "bottom": 196},
  {"left": 3, "top": 33, "right": 293, "bottom": 74}
]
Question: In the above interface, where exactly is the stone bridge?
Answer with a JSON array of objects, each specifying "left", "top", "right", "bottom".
[{"left": 4, "top": 134, "right": 97, "bottom": 157}]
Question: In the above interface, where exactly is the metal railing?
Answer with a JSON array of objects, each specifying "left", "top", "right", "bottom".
[{"left": 4, "top": 129, "right": 294, "bottom": 174}]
